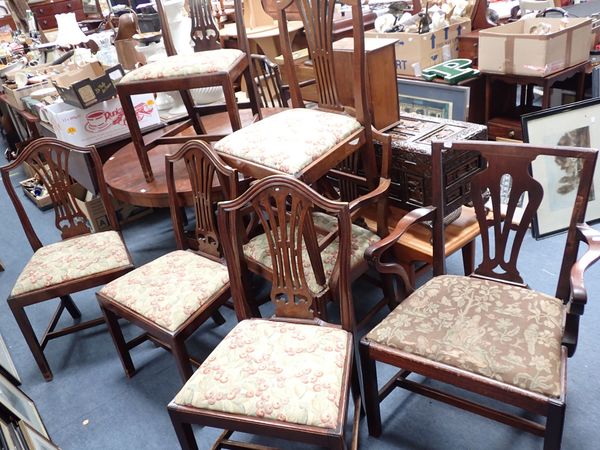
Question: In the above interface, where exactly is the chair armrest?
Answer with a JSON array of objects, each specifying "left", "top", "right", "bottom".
[
  {"left": 570, "top": 223, "right": 600, "bottom": 309},
  {"left": 364, "top": 206, "right": 436, "bottom": 293},
  {"left": 348, "top": 177, "right": 391, "bottom": 220}
]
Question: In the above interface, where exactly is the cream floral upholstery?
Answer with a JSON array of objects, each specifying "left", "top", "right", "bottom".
[
  {"left": 243, "top": 212, "right": 379, "bottom": 293},
  {"left": 174, "top": 319, "right": 350, "bottom": 429},
  {"left": 120, "top": 49, "right": 244, "bottom": 83},
  {"left": 366, "top": 275, "right": 565, "bottom": 397},
  {"left": 99, "top": 250, "right": 229, "bottom": 332},
  {"left": 214, "top": 109, "right": 362, "bottom": 176},
  {"left": 11, "top": 231, "right": 131, "bottom": 297}
]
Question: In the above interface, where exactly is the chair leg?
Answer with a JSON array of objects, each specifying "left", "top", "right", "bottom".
[
  {"left": 9, "top": 301, "right": 53, "bottom": 381},
  {"left": 100, "top": 304, "right": 136, "bottom": 378},
  {"left": 180, "top": 90, "right": 206, "bottom": 135},
  {"left": 461, "top": 240, "right": 475, "bottom": 276},
  {"left": 171, "top": 338, "right": 194, "bottom": 382},
  {"left": 61, "top": 295, "right": 81, "bottom": 319},
  {"left": 359, "top": 342, "right": 383, "bottom": 437},
  {"left": 544, "top": 399, "right": 566, "bottom": 450},
  {"left": 211, "top": 310, "right": 226, "bottom": 326},
  {"left": 242, "top": 65, "right": 262, "bottom": 118},
  {"left": 222, "top": 77, "right": 242, "bottom": 131},
  {"left": 119, "top": 91, "right": 154, "bottom": 182},
  {"left": 168, "top": 408, "right": 199, "bottom": 450}
]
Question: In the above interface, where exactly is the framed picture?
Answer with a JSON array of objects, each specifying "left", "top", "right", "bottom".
[
  {"left": 0, "top": 416, "right": 17, "bottom": 450},
  {"left": 522, "top": 97, "right": 600, "bottom": 238},
  {"left": 397, "top": 78, "right": 470, "bottom": 121},
  {"left": 0, "top": 374, "right": 48, "bottom": 439},
  {"left": 18, "top": 421, "right": 59, "bottom": 450},
  {"left": 0, "top": 334, "right": 20, "bottom": 386}
]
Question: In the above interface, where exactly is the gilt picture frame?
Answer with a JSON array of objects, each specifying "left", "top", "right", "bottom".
[
  {"left": 522, "top": 98, "right": 600, "bottom": 238},
  {"left": 0, "top": 374, "right": 48, "bottom": 439}
]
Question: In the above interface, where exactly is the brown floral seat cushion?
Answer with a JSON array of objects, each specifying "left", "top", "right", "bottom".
[
  {"left": 173, "top": 319, "right": 351, "bottom": 429},
  {"left": 213, "top": 108, "right": 362, "bottom": 176},
  {"left": 11, "top": 231, "right": 131, "bottom": 297},
  {"left": 99, "top": 250, "right": 229, "bottom": 332},
  {"left": 243, "top": 212, "right": 379, "bottom": 294},
  {"left": 119, "top": 49, "right": 244, "bottom": 83},
  {"left": 366, "top": 275, "right": 565, "bottom": 398}
]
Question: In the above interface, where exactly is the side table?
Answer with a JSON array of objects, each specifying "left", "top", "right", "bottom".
[{"left": 484, "top": 61, "right": 588, "bottom": 141}]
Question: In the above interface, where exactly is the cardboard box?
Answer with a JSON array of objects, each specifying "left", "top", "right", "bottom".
[
  {"left": 20, "top": 178, "right": 52, "bottom": 210},
  {"left": 366, "top": 18, "right": 471, "bottom": 76},
  {"left": 52, "top": 62, "right": 124, "bottom": 109},
  {"left": 4, "top": 80, "right": 51, "bottom": 110},
  {"left": 71, "top": 184, "right": 152, "bottom": 232},
  {"left": 478, "top": 18, "right": 592, "bottom": 77},
  {"left": 41, "top": 93, "right": 160, "bottom": 147}
]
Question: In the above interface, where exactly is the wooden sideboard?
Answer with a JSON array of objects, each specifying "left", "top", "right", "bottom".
[{"left": 30, "top": 0, "right": 85, "bottom": 30}]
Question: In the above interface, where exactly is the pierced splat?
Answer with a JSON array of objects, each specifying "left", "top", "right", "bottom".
[
  {"left": 189, "top": 0, "right": 221, "bottom": 52},
  {"left": 294, "top": 0, "right": 340, "bottom": 109},
  {"left": 26, "top": 145, "right": 90, "bottom": 239},
  {"left": 469, "top": 153, "right": 543, "bottom": 285},
  {"left": 252, "top": 186, "right": 326, "bottom": 319},
  {"left": 166, "top": 140, "right": 239, "bottom": 259}
]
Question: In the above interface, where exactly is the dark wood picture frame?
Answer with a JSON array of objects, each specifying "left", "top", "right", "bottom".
[{"left": 522, "top": 97, "right": 600, "bottom": 238}]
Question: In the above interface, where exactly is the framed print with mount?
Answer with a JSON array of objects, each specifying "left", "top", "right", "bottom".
[
  {"left": 0, "top": 373, "right": 48, "bottom": 439},
  {"left": 396, "top": 78, "right": 470, "bottom": 121},
  {"left": 522, "top": 97, "right": 600, "bottom": 238}
]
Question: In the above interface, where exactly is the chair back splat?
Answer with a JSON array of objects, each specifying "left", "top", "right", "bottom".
[
  {"left": 218, "top": 175, "right": 355, "bottom": 330},
  {"left": 166, "top": 140, "right": 240, "bottom": 259},
  {"left": 433, "top": 141, "right": 596, "bottom": 294},
  {"left": 1, "top": 138, "right": 119, "bottom": 249},
  {"left": 278, "top": 0, "right": 369, "bottom": 120}
]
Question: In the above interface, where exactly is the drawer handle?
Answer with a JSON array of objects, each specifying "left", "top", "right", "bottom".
[
  {"left": 38, "top": 8, "right": 44, "bottom": 13},
  {"left": 508, "top": 130, "right": 515, "bottom": 138},
  {"left": 67, "top": 3, "right": 72, "bottom": 8}
]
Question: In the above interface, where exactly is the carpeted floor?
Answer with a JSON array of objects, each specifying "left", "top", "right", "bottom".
[{"left": 0, "top": 143, "right": 599, "bottom": 450}]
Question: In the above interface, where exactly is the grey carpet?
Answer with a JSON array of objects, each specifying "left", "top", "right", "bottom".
[{"left": 0, "top": 145, "right": 598, "bottom": 450}]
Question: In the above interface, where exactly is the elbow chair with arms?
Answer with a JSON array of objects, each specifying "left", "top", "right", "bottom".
[{"left": 360, "top": 140, "right": 600, "bottom": 450}]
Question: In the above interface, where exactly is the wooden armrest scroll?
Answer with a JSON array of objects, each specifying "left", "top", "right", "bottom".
[
  {"left": 348, "top": 177, "right": 391, "bottom": 220},
  {"left": 365, "top": 206, "right": 437, "bottom": 294},
  {"left": 570, "top": 223, "right": 600, "bottom": 312}
]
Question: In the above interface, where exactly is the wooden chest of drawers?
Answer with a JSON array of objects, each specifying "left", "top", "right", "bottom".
[{"left": 31, "top": 0, "right": 85, "bottom": 30}]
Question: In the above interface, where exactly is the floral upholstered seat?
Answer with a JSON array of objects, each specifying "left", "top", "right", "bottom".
[
  {"left": 366, "top": 274, "right": 565, "bottom": 397},
  {"left": 243, "top": 212, "right": 379, "bottom": 293},
  {"left": 213, "top": 108, "right": 362, "bottom": 176},
  {"left": 119, "top": 49, "right": 244, "bottom": 83},
  {"left": 11, "top": 231, "right": 131, "bottom": 297},
  {"left": 99, "top": 250, "right": 229, "bottom": 332},
  {"left": 173, "top": 319, "right": 350, "bottom": 429}
]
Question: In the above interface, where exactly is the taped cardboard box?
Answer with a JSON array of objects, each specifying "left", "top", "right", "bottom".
[
  {"left": 365, "top": 18, "right": 471, "bottom": 76},
  {"left": 41, "top": 93, "right": 160, "bottom": 147},
  {"left": 71, "top": 184, "right": 152, "bottom": 233},
  {"left": 478, "top": 18, "right": 592, "bottom": 77}
]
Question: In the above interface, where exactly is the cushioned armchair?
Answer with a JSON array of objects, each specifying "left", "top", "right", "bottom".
[
  {"left": 360, "top": 140, "right": 600, "bottom": 450},
  {"left": 1, "top": 138, "right": 135, "bottom": 381}
]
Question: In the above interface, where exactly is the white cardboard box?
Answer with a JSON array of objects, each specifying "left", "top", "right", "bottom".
[
  {"left": 478, "top": 18, "right": 592, "bottom": 76},
  {"left": 41, "top": 94, "right": 160, "bottom": 146},
  {"left": 365, "top": 18, "right": 471, "bottom": 76}
]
